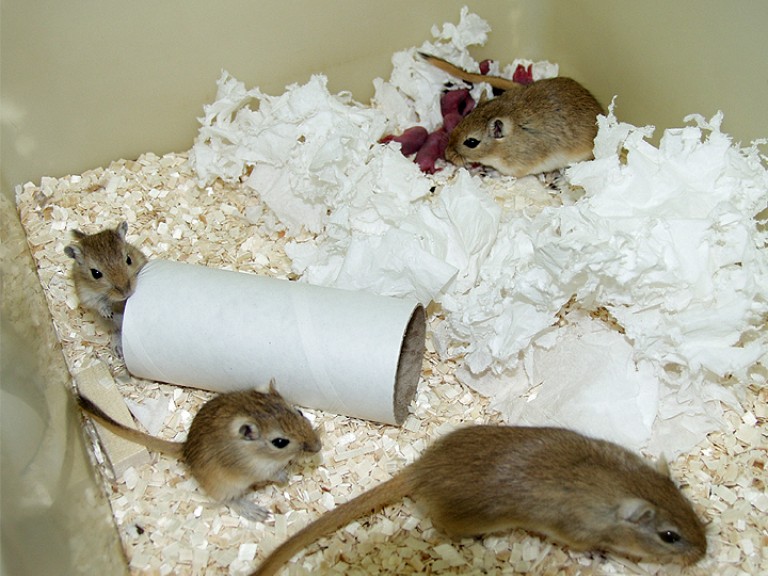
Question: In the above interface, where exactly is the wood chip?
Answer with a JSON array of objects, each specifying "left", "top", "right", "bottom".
[{"left": 75, "top": 362, "right": 151, "bottom": 476}]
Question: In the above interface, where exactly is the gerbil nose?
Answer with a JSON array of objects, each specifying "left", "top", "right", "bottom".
[
  {"left": 116, "top": 283, "right": 134, "bottom": 299},
  {"left": 304, "top": 438, "right": 322, "bottom": 454}
]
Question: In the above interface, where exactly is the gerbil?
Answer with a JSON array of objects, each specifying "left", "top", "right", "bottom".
[
  {"left": 421, "top": 53, "right": 604, "bottom": 177},
  {"left": 64, "top": 221, "right": 147, "bottom": 324},
  {"left": 252, "top": 426, "right": 706, "bottom": 575},
  {"left": 76, "top": 380, "right": 322, "bottom": 521}
]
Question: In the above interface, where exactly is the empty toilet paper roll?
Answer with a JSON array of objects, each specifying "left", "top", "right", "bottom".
[{"left": 122, "top": 259, "right": 426, "bottom": 425}]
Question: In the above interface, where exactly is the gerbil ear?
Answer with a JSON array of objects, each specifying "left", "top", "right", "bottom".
[
  {"left": 238, "top": 422, "right": 260, "bottom": 441},
  {"left": 64, "top": 244, "right": 83, "bottom": 264},
  {"left": 116, "top": 221, "right": 128, "bottom": 239},
  {"left": 488, "top": 118, "right": 506, "bottom": 139},
  {"left": 656, "top": 454, "right": 671, "bottom": 477},
  {"left": 618, "top": 498, "right": 656, "bottom": 525},
  {"left": 269, "top": 378, "right": 284, "bottom": 400}
]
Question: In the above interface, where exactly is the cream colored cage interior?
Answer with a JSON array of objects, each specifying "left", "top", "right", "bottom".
[{"left": 2, "top": 2, "right": 767, "bottom": 575}]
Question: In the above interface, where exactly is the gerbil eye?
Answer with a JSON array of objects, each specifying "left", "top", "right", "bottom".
[
  {"left": 126, "top": 255, "right": 133, "bottom": 266},
  {"left": 271, "top": 438, "right": 291, "bottom": 449},
  {"left": 90, "top": 268, "right": 103, "bottom": 280},
  {"left": 463, "top": 137, "right": 480, "bottom": 149},
  {"left": 658, "top": 530, "right": 681, "bottom": 544},
  {"left": 239, "top": 424, "right": 256, "bottom": 441}
]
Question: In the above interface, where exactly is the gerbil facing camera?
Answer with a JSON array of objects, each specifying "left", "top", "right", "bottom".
[
  {"left": 421, "top": 53, "right": 604, "bottom": 177},
  {"left": 252, "top": 426, "right": 706, "bottom": 575},
  {"left": 64, "top": 221, "right": 147, "bottom": 324},
  {"left": 76, "top": 380, "right": 322, "bottom": 521}
]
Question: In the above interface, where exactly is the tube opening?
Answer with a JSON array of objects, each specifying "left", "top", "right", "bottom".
[{"left": 392, "top": 304, "right": 426, "bottom": 424}]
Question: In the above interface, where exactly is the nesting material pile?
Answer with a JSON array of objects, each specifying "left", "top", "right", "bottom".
[
  {"left": 191, "top": 9, "right": 767, "bottom": 456},
  {"left": 14, "top": 8, "right": 768, "bottom": 576}
]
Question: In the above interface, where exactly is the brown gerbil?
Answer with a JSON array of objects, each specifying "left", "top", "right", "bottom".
[
  {"left": 76, "top": 380, "right": 322, "bottom": 521},
  {"left": 252, "top": 426, "right": 706, "bottom": 575},
  {"left": 64, "top": 221, "right": 147, "bottom": 324},
  {"left": 421, "top": 53, "right": 604, "bottom": 177}
]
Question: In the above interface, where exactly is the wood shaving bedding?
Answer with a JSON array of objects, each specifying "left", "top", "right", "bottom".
[{"left": 14, "top": 151, "right": 767, "bottom": 575}]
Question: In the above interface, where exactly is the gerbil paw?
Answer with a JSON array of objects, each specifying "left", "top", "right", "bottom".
[
  {"left": 271, "top": 468, "right": 290, "bottom": 485},
  {"left": 109, "top": 331, "right": 125, "bottom": 359},
  {"left": 111, "top": 311, "right": 125, "bottom": 330},
  {"left": 229, "top": 499, "right": 271, "bottom": 522},
  {"left": 98, "top": 306, "right": 114, "bottom": 319},
  {"left": 539, "top": 170, "right": 566, "bottom": 190}
]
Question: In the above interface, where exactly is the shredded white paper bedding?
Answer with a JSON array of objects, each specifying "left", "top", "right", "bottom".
[
  {"left": 13, "top": 7, "right": 768, "bottom": 576},
  {"left": 190, "top": 9, "right": 768, "bottom": 456}
]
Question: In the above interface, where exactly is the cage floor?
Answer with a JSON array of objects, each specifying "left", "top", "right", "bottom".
[{"left": 15, "top": 150, "right": 767, "bottom": 575}]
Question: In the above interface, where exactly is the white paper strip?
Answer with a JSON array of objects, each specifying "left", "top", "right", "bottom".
[{"left": 122, "top": 260, "right": 425, "bottom": 425}]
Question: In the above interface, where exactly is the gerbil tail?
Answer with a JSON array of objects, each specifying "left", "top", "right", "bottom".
[
  {"left": 250, "top": 473, "right": 410, "bottom": 576},
  {"left": 75, "top": 393, "right": 184, "bottom": 457},
  {"left": 418, "top": 52, "right": 520, "bottom": 92}
]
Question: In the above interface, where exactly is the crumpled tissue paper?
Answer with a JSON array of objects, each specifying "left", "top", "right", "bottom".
[{"left": 189, "top": 8, "right": 768, "bottom": 456}]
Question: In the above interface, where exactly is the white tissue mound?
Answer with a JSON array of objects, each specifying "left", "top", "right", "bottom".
[{"left": 190, "top": 8, "right": 768, "bottom": 456}]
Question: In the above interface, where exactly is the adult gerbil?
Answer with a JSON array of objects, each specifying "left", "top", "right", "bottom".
[
  {"left": 252, "top": 425, "right": 706, "bottom": 575},
  {"left": 76, "top": 380, "right": 322, "bottom": 521},
  {"left": 421, "top": 53, "right": 604, "bottom": 177},
  {"left": 64, "top": 221, "right": 147, "bottom": 325}
]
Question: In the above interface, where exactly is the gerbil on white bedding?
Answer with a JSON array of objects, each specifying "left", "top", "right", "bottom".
[
  {"left": 420, "top": 53, "right": 604, "bottom": 177},
  {"left": 252, "top": 425, "right": 706, "bottom": 575},
  {"left": 76, "top": 380, "right": 322, "bottom": 521}
]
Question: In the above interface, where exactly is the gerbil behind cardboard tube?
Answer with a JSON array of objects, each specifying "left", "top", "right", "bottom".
[{"left": 122, "top": 260, "right": 425, "bottom": 425}]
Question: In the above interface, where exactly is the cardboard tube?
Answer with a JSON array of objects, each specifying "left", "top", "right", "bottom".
[{"left": 122, "top": 260, "right": 425, "bottom": 425}]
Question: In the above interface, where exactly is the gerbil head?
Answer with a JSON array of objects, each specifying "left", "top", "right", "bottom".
[
  {"left": 445, "top": 96, "right": 544, "bottom": 177},
  {"left": 187, "top": 380, "right": 322, "bottom": 471},
  {"left": 64, "top": 221, "right": 147, "bottom": 304},
  {"left": 233, "top": 380, "right": 322, "bottom": 459},
  {"left": 598, "top": 471, "right": 707, "bottom": 564}
]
